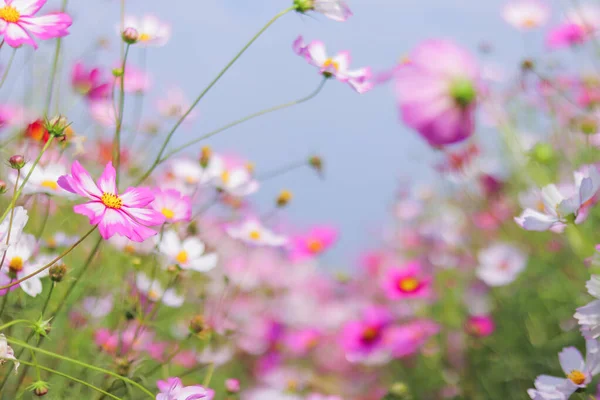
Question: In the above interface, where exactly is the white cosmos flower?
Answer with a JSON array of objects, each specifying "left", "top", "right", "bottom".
[
  {"left": 0, "top": 206, "right": 28, "bottom": 254},
  {"left": 0, "top": 334, "right": 18, "bottom": 374},
  {"left": 515, "top": 166, "right": 600, "bottom": 231},
  {"left": 502, "top": 0, "right": 550, "bottom": 30},
  {"left": 82, "top": 295, "right": 114, "bottom": 319},
  {"left": 158, "top": 230, "right": 218, "bottom": 273},
  {"left": 135, "top": 272, "right": 183, "bottom": 308},
  {"left": 476, "top": 243, "right": 527, "bottom": 287},
  {"left": 226, "top": 219, "right": 287, "bottom": 247},
  {"left": 2, "top": 234, "right": 51, "bottom": 297},
  {"left": 575, "top": 275, "right": 600, "bottom": 338},
  {"left": 121, "top": 15, "right": 171, "bottom": 46},
  {"left": 211, "top": 162, "right": 259, "bottom": 197},
  {"left": 312, "top": 0, "right": 352, "bottom": 22},
  {"left": 11, "top": 163, "right": 70, "bottom": 196}
]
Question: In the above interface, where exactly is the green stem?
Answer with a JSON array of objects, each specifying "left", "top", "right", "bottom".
[
  {"left": 158, "top": 77, "right": 327, "bottom": 165},
  {"left": 137, "top": 6, "right": 294, "bottom": 184},
  {"left": 256, "top": 158, "right": 309, "bottom": 181},
  {"left": 8, "top": 337, "right": 154, "bottom": 398},
  {"left": 36, "top": 196, "right": 51, "bottom": 239},
  {"left": 17, "top": 360, "right": 121, "bottom": 400},
  {"left": 113, "top": 44, "right": 131, "bottom": 188},
  {"left": 0, "top": 319, "right": 32, "bottom": 331},
  {"left": 0, "top": 225, "right": 97, "bottom": 292},
  {"left": 0, "top": 137, "right": 55, "bottom": 222},
  {"left": 40, "top": 283, "right": 54, "bottom": 316},
  {"left": 0, "top": 49, "right": 16, "bottom": 91},
  {"left": 29, "top": 349, "right": 41, "bottom": 381},
  {"left": 44, "top": 0, "right": 68, "bottom": 116},
  {"left": 202, "top": 362, "right": 215, "bottom": 387}
]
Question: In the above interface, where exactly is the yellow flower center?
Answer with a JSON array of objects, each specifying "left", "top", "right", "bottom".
[
  {"left": 139, "top": 33, "right": 151, "bottom": 42},
  {"left": 176, "top": 250, "right": 188, "bottom": 264},
  {"left": 148, "top": 289, "right": 160, "bottom": 301},
  {"left": 361, "top": 326, "right": 379, "bottom": 342},
  {"left": 124, "top": 244, "right": 136, "bottom": 254},
  {"left": 323, "top": 58, "right": 340, "bottom": 72},
  {"left": 398, "top": 277, "right": 420, "bottom": 292},
  {"left": 101, "top": 193, "right": 122, "bottom": 209},
  {"left": 221, "top": 170, "right": 230, "bottom": 184},
  {"left": 567, "top": 370, "right": 586, "bottom": 385},
  {"left": 249, "top": 230, "right": 261, "bottom": 240},
  {"left": 161, "top": 208, "right": 175, "bottom": 220},
  {"left": 0, "top": 6, "right": 20, "bottom": 23},
  {"left": 307, "top": 239, "right": 323, "bottom": 253},
  {"left": 185, "top": 175, "right": 197, "bottom": 184},
  {"left": 41, "top": 180, "right": 58, "bottom": 190},
  {"left": 523, "top": 18, "right": 537, "bottom": 28},
  {"left": 8, "top": 256, "right": 23, "bottom": 272}
]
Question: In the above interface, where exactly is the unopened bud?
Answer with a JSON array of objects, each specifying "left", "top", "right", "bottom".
[
  {"left": 579, "top": 116, "right": 598, "bottom": 135},
  {"left": 246, "top": 162, "right": 255, "bottom": 174},
  {"left": 521, "top": 59, "right": 534, "bottom": 71},
  {"left": 49, "top": 263, "right": 67, "bottom": 282},
  {"left": 28, "top": 381, "right": 50, "bottom": 397},
  {"left": 276, "top": 190, "right": 293, "bottom": 207},
  {"left": 9, "top": 155, "right": 25, "bottom": 170},
  {"left": 200, "top": 146, "right": 212, "bottom": 168},
  {"left": 115, "top": 357, "right": 131, "bottom": 375},
  {"left": 293, "top": 0, "right": 314, "bottom": 13},
  {"left": 122, "top": 27, "right": 139, "bottom": 44},
  {"left": 308, "top": 155, "right": 323, "bottom": 176},
  {"left": 0, "top": 180, "right": 7, "bottom": 194},
  {"left": 225, "top": 379, "right": 240, "bottom": 394},
  {"left": 45, "top": 116, "right": 71, "bottom": 140},
  {"left": 189, "top": 314, "right": 205, "bottom": 335},
  {"left": 34, "top": 386, "right": 48, "bottom": 397},
  {"left": 530, "top": 142, "right": 555, "bottom": 165},
  {"left": 112, "top": 68, "right": 124, "bottom": 78}
]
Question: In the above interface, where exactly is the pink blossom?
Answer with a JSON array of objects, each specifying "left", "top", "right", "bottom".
[
  {"left": 284, "top": 329, "right": 321, "bottom": 356},
  {"left": 71, "top": 62, "right": 110, "bottom": 101},
  {"left": 151, "top": 188, "right": 191, "bottom": 223},
  {"left": 58, "top": 161, "right": 165, "bottom": 241},
  {"left": 114, "top": 64, "right": 151, "bottom": 94},
  {"left": 395, "top": 40, "right": 480, "bottom": 146},
  {"left": 288, "top": 225, "right": 337, "bottom": 262},
  {"left": 546, "top": 23, "right": 587, "bottom": 49},
  {"left": 383, "top": 261, "right": 432, "bottom": 300},
  {"left": 156, "top": 377, "right": 214, "bottom": 400},
  {"left": 341, "top": 306, "right": 392, "bottom": 356},
  {"left": 225, "top": 379, "right": 240, "bottom": 393},
  {"left": 384, "top": 319, "right": 440, "bottom": 358},
  {"left": 0, "top": 0, "right": 72, "bottom": 49},
  {"left": 466, "top": 315, "right": 495, "bottom": 337}
]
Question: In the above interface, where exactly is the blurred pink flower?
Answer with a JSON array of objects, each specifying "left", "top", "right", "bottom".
[
  {"left": 384, "top": 319, "right": 439, "bottom": 358},
  {"left": 71, "top": 62, "right": 110, "bottom": 101},
  {"left": 341, "top": 306, "right": 392, "bottom": 357},
  {"left": 383, "top": 261, "right": 431, "bottom": 300},
  {"left": 114, "top": 64, "right": 151, "bottom": 94},
  {"left": 151, "top": 188, "right": 191, "bottom": 223},
  {"left": 546, "top": 23, "right": 587, "bottom": 49},
  {"left": 156, "top": 377, "right": 214, "bottom": 400},
  {"left": 465, "top": 316, "right": 495, "bottom": 337},
  {"left": 288, "top": 225, "right": 337, "bottom": 262},
  {"left": 395, "top": 40, "right": 480, "bottom": 146}
]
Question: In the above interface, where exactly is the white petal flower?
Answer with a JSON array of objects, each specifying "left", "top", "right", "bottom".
[{"left": 0, "top": 334, "right": 18, "bottom": 373}]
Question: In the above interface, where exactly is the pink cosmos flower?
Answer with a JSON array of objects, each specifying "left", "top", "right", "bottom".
[
  {"left": 293, "top": 36, "right": 373, "bottom": 94},
  {"left": 384, "top": 320, "right": 440, "bottom": 358},
  {"left": 466, "top": 315, "right": 495, "bottom": 337},
  {"left": 71, "top": 62, "right": 110, "bottom": 101},
  {"left": 58, "top": 161, "right": 165, "bottom": 241},
  {"left": 288, "top": 225, "right": 337, "bottom": 262},
  {"left": 114, "top": 64, "right": 151, "bottom": 94},
  {"left": 383, "top": 261, "right": 432, "bottom": 300},
  {"left": 546, "top": 23, "right": 587, "bottom": 49},
  {"left": 151, "top": 188, "right": 191, "bottom": 223},
  {"left": 225, "top": 379, "right": 240, "bottom": 393},
  {"left": 0, "top": 0, "right": 72, "bottom": 49},
  {"left": 341, "top": 306, "right": 392, "bottom": 357},
  {"left": 156, "top": 377, "right": 214, "bottom": 400},
  {"left": 395, "top": 40, "right": 480, "bottom": 146}
]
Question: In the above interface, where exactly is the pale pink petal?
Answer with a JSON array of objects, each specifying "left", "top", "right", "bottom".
[
  {"left": 12, "top": 0, "right": 45, "bottom": 15},
  {"left": 73, "top": 202, "right": 106, "bottom": 225},
  {"left": 97, "top": 162, "right": 117, "bottom": 194},
  {"left": 4, "top": 22, "right": 36, "bottom": 48},
  {"left": 97, "top": 209, "right": 131, "bottom": 240},
  {"left": 18, "top": 13, "right": 72, "bottom": 40},
  {"left": 123, "top": 207, "right": 165, "bottom": 226},
  {"left": 120, "top": 187, "right": 155, "bottom": 208}
]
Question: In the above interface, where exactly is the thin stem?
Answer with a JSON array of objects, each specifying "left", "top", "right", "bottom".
[
  {"left": 137, "top": 6, "right": 294, "bottom": 184},
  {"left": 113, "top": 44, "right": 131, "bottom": 188},
  {"left": 9, "top": 337, "right": 154, "bottom": 398},
  {"left": 0, "top": 226, "right": 97, "bottom": 292},
  {"left": 256, "top": 158, "right": 308, "bottom": 181},
  {"left": 51, "top": 236, "right": 102, "bottom": 317},
  {"left": 202, "top": 362, "right": 215, "bottom": 387},
  {"left": 0, "top": 319, "right": 32, "bottom": 331},
  {"left": 44, "top": 0, "right": 68, "bottom": 116},
  {"left": 36, "top": 195, "right": 51, "bottom": 239},
  {"left": 40, "top": 283, "right": 54, "bottom": 316},
  {"left": 0, "top": 137, "right": 55, "bottom": 222},
  {"left": 0, "top": 49, "right": 16, "bottom": 90},
  {"left": 29, "top": 349, "right": 41, "bottom": 381},
  {"left": 158, "top": 77, "right": 327, "bottom": 165},
  {"left": 17, "top": 360, "right": 121, "bottom": 400}
]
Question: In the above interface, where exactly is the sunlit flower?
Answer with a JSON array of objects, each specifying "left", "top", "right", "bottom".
[
  {"left": 1, "top": 234, "right": 51, "bottom": 297},
  {"left": 151, "top": 188, "right": 191, "bottom": 223},
  {"left": 226, "top": 219, "right": 287, "bottom": 247},
  {"left": 0, "top": 206, "right": 28, "bottom": 254},
  {"left": 575, "top": 276, "right": 600, "bottom": 338},
  {"left": 383, "top": 261, "right": 431, "bottom": 299},
  {"left": 158, "top": 230, "right": 218, "bottom": 272},
  {"left": 210, "top": 163, "right": 259, "bottom": 197},
  {"left": 502, "top": 0, "right": 550, "bottom": 30},
  {"left": 293, "top": 36, "right": 373, "bottom": 93},
  {"left": 0, "top": 0, "right": 72, "bottom": 49},
  {"left": 0, "top": 334, "right": 18, "bottom": 373},
  {"left": 122, "top": 14, "right": 170, "bottom": 47},
  {"left": 476, "top": 243, "right": 527, "bottom": 287},
  {"left": 528, "top": 340, "right": 600, "bottom": 399},
  {"left": 156, "top": 377, "right": 214, "bottom": 400},
  {"left": 515, "top": 166, "right": 600, "bottom": 231},
  {"left": 58, "top": 161, "right": 165, "bottom": 241},
  {"left": 135, "top": 272, "right": 183, "bottom": 308},
  {"left": 395, "top": 40, "right": 479, "bottom": 146},
  {"left": 71, "top": 62, "right": 110, "bottom": 101}
]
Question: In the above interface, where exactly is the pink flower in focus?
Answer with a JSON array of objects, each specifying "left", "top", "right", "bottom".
[
  {"left": 156, "top": 377, "right": 214, "bottom": 400},
  {"left": 0, "top": 0, "right": 72, "bottom": 49},
  {"left": 58, "top": 161, "right": 165, "bottom": 241},
  {"left": 395, "top": 40, "right": 480, "bottom": 146},
  {"left": 466, "top": 315, "right": 495, "bottom": 337},
  {"left": 71, "top": 62, "right": 110, "bottom": 101},
  {"left": 385, "top": 319, "right": 440, "bottom": 358},
  {"left": 293, "top": 35, "right": 373, "bottom": 93},
  {"left": 341, "top": 306, "right": 392, "bottom": 357},
  {"left": 288, "top": 225, "right": 337, "bottom": 262},
  {"left": 151, "top": 188, "right": 191, "bottom": 223},
  {"left": 383, "top": 261, "right": 431, "bottom": 300}
]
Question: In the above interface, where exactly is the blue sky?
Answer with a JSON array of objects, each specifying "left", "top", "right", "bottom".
[{"left": 8, "top": 0, "right": 568, "bottom": 267}]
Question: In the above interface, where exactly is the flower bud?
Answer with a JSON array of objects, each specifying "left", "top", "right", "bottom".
[
  {"left": 189, "top": 314, "right": 205, "bottom": 335},
  {"left": 45, "top": 116, "right": 71, "bottom": 140},
  {"left": 530, "top": 142, "right": 555, "bottom": 165},
  {"left": 112, "top": 68, "right": 124, "bottom": 78},
  {"left": 0, "top": 180, "right": 7, "bottom": 194},
  {"left": 9, "top": 155, "right": 25, "bottom": 170},
  {"left": 49, "top": 263, "right": 67, "bottom": 282},
  {"left": 28, "top": 381, "right": 50, "bottom": 397},
  {"left": 293, "top": 0, "right": 314, "bottom": 12},
  {"left": 115, "top": 357, "right": 131, "bottom": 376},
  {"left": 308, "top": 155, "right": 323, "bottom": 176},
  {"left": 200, "top": 146, "right": 212, "bottom": 168},
  {"left": 276, "top": 190, "right": 293, "bottom": 208},
  {"left": 225, "top": 379, "right": 240, "bottom": 394},
  {"left": 579, "top": 116, "right": 598, "bottom": 135},
  {"left": 122, "top": 27, "right": 139, "bottom": 44},
  {"left": 34, "top": 386, "right": 48, "bottom": 397},
  {"left": 521, "top": 59, "right": 534, "bottom": 72}
]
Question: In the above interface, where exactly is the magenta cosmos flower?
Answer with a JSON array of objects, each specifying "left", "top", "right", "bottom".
[
  {"left": 288, "top": 225, "right": 337, "bottom": 262},
  {"left": 151, "top": 188, "right": 191, "bottom": 223},
  {"left": 58, "top": 161, "right": 165, "bottom": 242},
  {"left": 395, "top": 40, "right": 480, "bottom": 146},
  {"left": 341, "top": 306, "right": 392, "bottom": 357},
  {"left": 0, "top": 0, "right": 72, "bottom": 49},
  {"left": 71, "top": 62, "right": 110, "bottom": 101},
  {"left": 385, "top": 319, "right": 439, "bottom": 358},
  {"left": 383, "top": 261, "right": 432, "bottom": 300}
]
